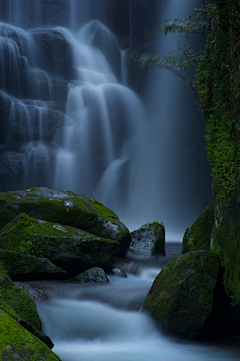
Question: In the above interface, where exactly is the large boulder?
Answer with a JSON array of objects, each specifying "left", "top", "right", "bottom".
[
  {"left": 0, "top": 264, "right": 55, "bottom": 350},
  {"left": 182, "top": 202, "right": 214, "bottom": 254},
  {"left": 0, "top": 249, "right": 67, "bottom": 281},
  {"left": 0, "top": 213, "right": 121, "bottom": 274},
  {"left": 0, "top": 187, "right": 131, "bottom": 255},
  {"left": 128, "top": 221, "right": 165, "bottom": 256},
  {"left": 143, "top": 251, "right": 219, "bottom": 338}
]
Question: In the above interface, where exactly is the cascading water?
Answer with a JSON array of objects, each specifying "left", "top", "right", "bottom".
[
  {"left": 0, "top": 2, "right": 239, "bottom": 360},
  {"left": 0, "top": 0, "right": 211, "bottom": 239},
  {"left": 33, "top": 245, "right": 240, "bottom": 361}
]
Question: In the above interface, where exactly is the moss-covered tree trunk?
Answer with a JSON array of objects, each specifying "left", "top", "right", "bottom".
[{"left": 197, "top": 0, "right": 240, "bottom": 304}]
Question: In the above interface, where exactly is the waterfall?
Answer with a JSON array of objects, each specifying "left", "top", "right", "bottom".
[{"left": 0, "top": 0, "right": 211, "bottom": 240}]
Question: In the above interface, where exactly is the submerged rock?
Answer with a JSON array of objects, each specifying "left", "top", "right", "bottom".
[
  {"left": 111, "top": 267, "right": 127, "bottom": 277},
  {"left": 0, "top": 249, "right": 67, "bottom": 281},
  {"left": 182, "top": 202, "right": 214, "bottom": 254},
  {"left": 128, "top": 221, "right": 165, "bottom": 256},
  {"left": 143, "top": 250, "right": 219, "bottom": 338},
  {"left": 74, "top": 267, "right": 109, "bottom": 283},
  {"left": 0, "top": 187, "right": 131, "bottom": 255},
  {"left": 0, "top": 213, "right": 121, "bottom": 275}
]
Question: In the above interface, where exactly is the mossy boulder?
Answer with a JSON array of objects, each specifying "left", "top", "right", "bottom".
[
  {"left": 182, "top": 202, "right": 214, "bottom": 254},
  {"left": 0, "top": 264, "right": 55, "bottom": 351},
  {"left": 0, "top": 249, "right": 67, "bottom": 281},
  {"left": 0, "top": 310, "right": 61, "bottom": 361},
  {"left": 143, "top": 251, "right": 219, "bottom": 338},
  {"left": 0, "top": 187, "right": 131, "bottom": 254},
  {"left": 74, "top": 267, "right": 109, "bottom": 283},
  {"left": 128, "top": 221, "right": 165, "bottom": 256},
  {"left": 0, "top": 213, "right": 121, "bottom": 275}
]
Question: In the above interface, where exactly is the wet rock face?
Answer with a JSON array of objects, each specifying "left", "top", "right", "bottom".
[
  {"left": 0, "top": 187, "right": 131, "bottom": 255},
  {"left": 143, "top": 251, "right": 219, "bottom": 338},
  {"left": 31, "top": 29, "right": 75, "bottom": 81},
  {"left": 74, "top": 267, "right": 109, "bottom": 283},
  {"left": 128, "top": 221, "right": 165, "bottom": 256},
  {"left": 0, "top": 152, "right": 27, "bottom": 192}
]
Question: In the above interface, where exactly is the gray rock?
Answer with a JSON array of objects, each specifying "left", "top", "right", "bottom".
[
  {"left": 74, "top": 267, "right": 109, "bottom": 283},
  {"left": 111, "top": 267, "right": 127, "bottom": 277},
  {"left": 128, "top": 221, "right": 165, "bottom": 256},
  {"left": 14, "top": 283, "right": 51, "bottom": 302},
  {"left": 0, "top": 248, "right": 67, "bottom": 281},
  {"left": 31, "top": 29, "right": 75, "bottom": 81}
]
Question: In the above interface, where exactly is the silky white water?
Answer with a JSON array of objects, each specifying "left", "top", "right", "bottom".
[
  {"left": 0, "top": 0, "right": 212, "bottom": 240},
  {"left": 35, "top": 244, "right": 240, "bottom": 361}
]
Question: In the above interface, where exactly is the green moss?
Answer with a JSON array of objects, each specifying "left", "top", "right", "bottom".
[
  {"left": 0, "top": 188, "right": 130, "bottom": 254},
  {"left": 0, "top": 310, "right": 61, "bottom": 361},
  {"left": 0, "top": 297, "right": 18, "bottom": 320},
  {"left": 0, "top": 286, "right": 41, "bottom": 330},
  {"left": 143, "top": 251, "right": 219, "bottom": 338},
  {"left": 210, "top": 192, "right": 240, "bottom": 304},
  {"left": 182, "top": 202, "right": 214, "bottom": 254},
  {"left": 194, "top": 0, "right": 240, "bottom": 308},
  {"left": 0, "top": 213, "right": 121, "bottom": 273}
]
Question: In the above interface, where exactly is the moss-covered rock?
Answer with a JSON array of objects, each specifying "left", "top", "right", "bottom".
[
  {"left": 0, "top": 286, "right": 41, "bottom": 330},
  {"left": 0, "top": 187, "right": 131, "bottom": 254},
  {"left": 210, "top": 191, "right": 240, "bottom": 305},
  {"left": 74, "top": 267, "right": 109, "bottom": 283},
  {"left": 17, "top": 318, "right": 54, "bottom": 350},
  {"left": 128, "top": 221, "right": 165, "bottom": 256},
  {"left": 0, "top": 249, "right": 67, "bottom": 281},
  {"left": 182, "top": 202, "right": 214, "bottom": 254},
  {"left": 0, "top": 213, "right": 121, "bottom": 275},
  {"left": 0, "top": 309, "right": 61, "bottom": 361},
  {"left": 196, "top": 0, "right": 240, "bottom": 308},
  {"left": 143, "top": 250, "right": 219, "bottom": 338}
]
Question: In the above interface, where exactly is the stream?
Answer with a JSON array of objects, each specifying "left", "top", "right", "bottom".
[{"left": 28, "top": 243, "right": 240, "bottom": 361}]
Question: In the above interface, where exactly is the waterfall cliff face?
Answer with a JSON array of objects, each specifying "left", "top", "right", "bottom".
[{"left": 0, "top": 0, "right": 211, "bottom": 239}]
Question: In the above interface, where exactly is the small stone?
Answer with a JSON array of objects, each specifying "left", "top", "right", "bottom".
[
  {"left": 74, "top": 267, "right": 109, "bottom": 283},
  {"left": 111, "top": 267, "right": 127, "bottom": 277}
]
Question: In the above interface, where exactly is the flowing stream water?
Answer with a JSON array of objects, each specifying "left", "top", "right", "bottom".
[
  {"left": 1, "top": 1, "right": 238, "bottom": 359},
  {"left": 32, "top": 243, "right": 240, "bottom": 361}
]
